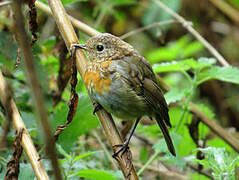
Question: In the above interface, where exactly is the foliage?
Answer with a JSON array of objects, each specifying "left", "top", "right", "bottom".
[
  {"left": 194, "top": 147, "right": 239, "bottom": 180},
  {"left": 0, "top": 0, "right": 239, "bottom": 179}
]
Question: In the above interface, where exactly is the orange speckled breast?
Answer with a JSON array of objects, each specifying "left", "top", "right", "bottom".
[{"left": 84, "top": 61, "right": 113, "bottom": 94}]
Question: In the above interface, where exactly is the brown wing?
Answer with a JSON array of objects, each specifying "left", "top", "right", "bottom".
[{"left": 123, "top": 54, "right": 176, "bottom": 156}]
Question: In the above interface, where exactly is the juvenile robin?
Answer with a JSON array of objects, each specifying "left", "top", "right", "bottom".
[{"left": 73, "top": 33, "right": 176, "bottom": 156}]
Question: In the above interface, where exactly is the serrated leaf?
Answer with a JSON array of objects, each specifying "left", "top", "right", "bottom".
[
  {"left": 51, "top": 93, "right": 99, "bottom": 152},
  {"left": 70, "top": 169, "right": 118, "bottom": 180},
  {"left": 198, "top": 66, "right": 239, "bottom": 85},
  {"left": 153, "top": 58, "right": 198, "bottom": 72},
  {"left": 164, "top": 87, "right": 189, "bottom": 104}
]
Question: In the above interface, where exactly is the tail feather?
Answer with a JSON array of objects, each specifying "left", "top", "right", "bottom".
[{"left": 155, "top": 114, "right": 176, "bottom": 156}]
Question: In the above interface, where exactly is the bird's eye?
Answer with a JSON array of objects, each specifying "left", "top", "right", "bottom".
[{"left": 96, "top": 45, "right": 104, "bottom": 51}]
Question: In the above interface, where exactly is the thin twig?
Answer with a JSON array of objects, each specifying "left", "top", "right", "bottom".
[
  {"left": 134, "top": 162, "right": 189, "bottom": 180},
  {"left": 0, "top": 71, "right": 49, "bottom": 180},
  {"left": 92, "top": 130, "right": 118, "bottom": 170},
  {"left": 189, "top": 102, "right": 239, "bottom": 153},
  {"left": 35, "top": 1, "right": 100, "bottom": 37},
  {"left": 46, "top": 0, "right": 138, "bottom": 179},
  {"left": 0, "top": 1, "right": 11, "bottom": 7},
  {"left": 11, "top": 2, "right": 62, "bottom": 179},
  {"left": 120, "top": 20, "right": 177, "bottom": 39},
  {"left": 209, "top": 0, "right": 239, "bottom": 24},
  {"left": 153, "top": 0, "right": 230, "bottom": 67},
  {"left": 35, "top": 0, "right": 239, "bottom": 169},
  {"left": 187, "top": 163, "right": 213, "bottom": 179}
]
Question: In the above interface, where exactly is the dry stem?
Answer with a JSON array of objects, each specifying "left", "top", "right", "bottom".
[
  {"left": 0, "top": 71, "right": 49, "bottom": 180},
  {"left": 36, "top": 0, "right": 239, "bottom": 172},
  {"left": 46, "top": 0, "right": 138, "bottom": 179},
  {"left": 120, "top": 20, "right": 177, "bottom": 39},
  {"left": 153, "top": 0, "right": 230, "bottom": 67},
  {"left": 11, "top": 2, "right": 62, "bottom": 179},
  {"left": 209, "top": 0, "right": 239, "bottom": 24}
]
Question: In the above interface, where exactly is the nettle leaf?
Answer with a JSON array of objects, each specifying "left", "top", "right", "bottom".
[
  {"left": 165, "top": 87, "right": 190, "bottom": 104},
  {"left": 153, "top": 58, "right": 216, "bottom": 73},
  {"left": 51, "top": 93, "right": 99, "bottom": 152},
  {"left": 198, "top": 66, "right": 239, "bottom": 85},
  {"left": 153, "top": 59, "right": 197, "bottom": 72},
  {"left": 70, "top": 169, "right": 118, "bottom": 180}
]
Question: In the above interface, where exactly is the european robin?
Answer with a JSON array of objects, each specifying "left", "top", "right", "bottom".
[{"left": 73, "top": 33, "right": 176, "bottom": 156}]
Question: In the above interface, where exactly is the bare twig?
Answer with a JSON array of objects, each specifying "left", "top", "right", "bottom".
[
  {"left": 0, "top": 1, "right": 11, "bottom": 7},
  {"left": 11, "top": 2, "right": 62, "bottom": 179},
  {"left": 187, "top": 163, "right": 213, "bottom": 179},
  {"left": 134, "top": 162, "right": 189, "bottom": 180},
  {"left": 209, "top": 0, "right": 239, "bottom": 24},
  {"left": 153, "top": 0, "right": 230, "bottom": 67},
  {"left": 35, "top": 1, "right": 99, "bottom": 37},
  {"left": 36, "top": 0, "right": 239, "bottom": 170},
  {"left": 189, "top": 102, "right": 239, "bottom": 153},
  {"left": 0, "top": 71, "right": 49, "bottom": 180},
  {"left": 0, "top": 81, "right": 13, "bottom": 148},
  {"left": 46, "top": 0, "right": 138, "bottom": 179},
  {"left": 120, "top": 20, "right": 177, "bottom": 39},
  {"left": 92, "top": 130, "right": 118, "bottom": 170}
]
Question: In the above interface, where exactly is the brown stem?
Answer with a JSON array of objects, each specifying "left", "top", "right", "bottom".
[
  {"left": 0, "top": 71, "right": 49, "bottom": 180},
  {"left": 209, "top": 0, "right": 239, "bottom": 24},
  {"left": 10, "top": 2, "right": 62, "bottom": 179},
  {"left": 36, "top": 0, "right": 239, "bottom": 171},
  {"left": 153, "top": 0, "right": 230, "bottom": 67},
  {"left": 46, "top": 0, "right": 138, "bottom": 179}
]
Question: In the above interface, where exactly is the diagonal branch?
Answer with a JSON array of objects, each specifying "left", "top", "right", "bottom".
[
  {"left": 46, "top": 0, "right": 138, "bottom": 179},
  {"left": 153, "top": 0, "right": 230, "bottom": 67},
  {"left": 11, "top": 2, "right": 62, "bottom": 179},
  {"left": 36, "top": 0, "right": 239, "bottom": 169},
  {"left": 0, "top": 71, "right": 49, "bottom": 180}
]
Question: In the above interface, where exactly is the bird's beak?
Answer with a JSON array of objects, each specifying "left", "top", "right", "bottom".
[{"left": 72, "top": 43, "right": 88, "bottom": 50}]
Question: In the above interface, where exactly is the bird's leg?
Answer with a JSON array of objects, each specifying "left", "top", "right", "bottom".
[
  {"left": 93, "top": 102, "right": 102, "bottom": 115},
  {"left": 112, "top": 118, "right": 141, "bottom": 158}
]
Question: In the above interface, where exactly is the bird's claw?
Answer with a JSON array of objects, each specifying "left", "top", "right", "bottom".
[{"left": 112, "top": 141, "right": 130, "bottom": 159}]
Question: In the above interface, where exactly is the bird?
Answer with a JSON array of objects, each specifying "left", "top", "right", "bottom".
[{"left": 72, "top": 33, "right": 176, "bottom": 157}]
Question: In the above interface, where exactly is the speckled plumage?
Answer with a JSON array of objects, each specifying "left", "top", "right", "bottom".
[{"left": 78, "top": 33, "right": 175, "bottom": 156}]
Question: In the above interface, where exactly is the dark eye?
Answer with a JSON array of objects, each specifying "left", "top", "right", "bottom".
[{"left": 96, "top": 45, "right": 104, "bottom": 51}]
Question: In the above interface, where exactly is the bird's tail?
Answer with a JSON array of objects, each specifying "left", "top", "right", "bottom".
[{"left": 155, "top": 114, "right": 176, "bottom": 156}]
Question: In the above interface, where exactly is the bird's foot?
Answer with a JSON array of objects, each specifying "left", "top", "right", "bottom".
[{"left": 112, "top": 140, "right": 130, "bottom": 159}]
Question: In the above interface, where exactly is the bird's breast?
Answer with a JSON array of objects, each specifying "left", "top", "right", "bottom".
[{"left": 84, "top": 61, "right": 113, "bottom": 95}]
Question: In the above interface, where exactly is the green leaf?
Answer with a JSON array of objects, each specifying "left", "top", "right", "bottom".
[
  {"left": 198, "top": 66, "right": 239, "bottom": 85},
  {"left": 182, "top": 41, "right": 204, "bottom": 57},
  {"left": 51, "top": 93, "right": 99, "bottom": 152},
  {"left": 56, "top": 144, "right": 71, "bottom": 161},
  {"left": 153, "top": 59, "right": 197, "bottom": 72},
  {"left": 153, "top": 58, "right": 216, "bottom": 73},
  {"left": 109, "top": 0, "right": 137, "bottom": 6},
  {"left": 70, "top": 169, "right": 118, "bottom": 180},
  {"left": 165, "top": 87, "right": 190, "bottom": 104},
  {"left": 73, "top": 151, "right": 102, "bottom": 163}
]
